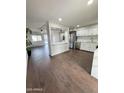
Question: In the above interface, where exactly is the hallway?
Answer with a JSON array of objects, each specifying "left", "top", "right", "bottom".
[{"left": 26, "top": 45, "right": 97, "bottom": 93}]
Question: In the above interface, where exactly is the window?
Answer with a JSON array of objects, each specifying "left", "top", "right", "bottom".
[
  {"left": 44, "top": 34, "right": 48, "bottom": 43},
  {"left": 32, "top": 35, "right": 42, "bottom": 42}
]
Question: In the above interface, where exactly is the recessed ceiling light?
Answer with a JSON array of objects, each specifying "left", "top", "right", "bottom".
[
  {"left": 58, "top": 18, "right": 62, "bottom": 21},
  {"left": 88, "top": 0, "right": 93, "bottom": 5},
  {"left": 77, "top": 25, "right": 80, "bottom": 27}
]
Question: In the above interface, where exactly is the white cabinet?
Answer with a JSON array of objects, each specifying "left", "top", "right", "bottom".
[
  {"left": 76, "top": 30, "right": 83, "bottom": 36},
  {"left": 76, "top": 29, "right": 89, "bottom": 36},
  {"left": 80, "top": 43, "right": 90, "bottom": 51},
  {"left": 77, "top": 28, "right": 97, "bottom": 36},
  {"left": 81, "top": 43, "right": 87, "bottom": 50},
  {"left": 76, "top": 24, "right": 98, "bottom": 52},
  {"left": 92, "top": 28, "right": 97, "bottom": 35},
  {"left": 80, "top": 42, "right": 97, "bottom": 52},
  {"left": 89, "top": 27, "right": 97, "bottom": 35},
  {"left": 89, "top": 43, "right": 97, "bottom": 52}
]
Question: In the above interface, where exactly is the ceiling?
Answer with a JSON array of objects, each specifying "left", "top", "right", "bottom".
[{"left": 26, "top": 0, "right": 98, "bottom": 31}]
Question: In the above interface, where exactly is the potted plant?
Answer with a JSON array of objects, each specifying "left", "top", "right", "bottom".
[
  {"left": 26, "top": 39, "right": 32, "bottom": 56},
  {"left": 26, "top": 28, "right": 32, "bottom": 56}
]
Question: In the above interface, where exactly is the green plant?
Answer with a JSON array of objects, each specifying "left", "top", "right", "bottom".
[
  {"left": 26, "top": 28, "right": 32, "bottom": 51},
  {"left": 26, "top": 39, "right": 32, "bottom": 51}
]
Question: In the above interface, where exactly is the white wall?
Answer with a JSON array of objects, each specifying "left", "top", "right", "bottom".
[
  {"left": 51, "top": 29, "right": 60, "bottom": 43},
  {"left": 91, "top": 49, "right": 98, "bottom": 79}
]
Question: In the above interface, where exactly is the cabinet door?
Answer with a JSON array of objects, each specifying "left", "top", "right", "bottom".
[
  {"left": 76, "top": 31, "right": 79, "bottom": 36},
  {"left": 89, "top": 44, "right": 93, "bottom": 52},
  {"left": 88, "top": 29, "right": 92, "bottom": 35},
  {"left": 80, "top": 43, "right": 90, "bottom": 51},
  {"left": 77, "top": 31, "right": 82, "bottom": 36},
  {"left": 80, "top": 43, "right": 86, "bottom": 50},
  {"left": 84, "top": 29, "right": 89, "bottom": 36},
  {"left": 88, "top": 26, "right": 98, "bottom": 35},
  {"left": 80, "top": 42, "right": 84, "bottom": 50},
  {"left": 87, "top": 43, "right": 91, "bottom": 51},
  {"left": 92, "top": 28, "right": 98, "bottom": 35},
  {"left": 77, "top": 29, "right": 89, "bottom": 36},
  {"left": 90, "top": 43, "right": 97, "bottom": 52},
  {"left": 84, "top": 44, "right": 89, "bottom": 51}
]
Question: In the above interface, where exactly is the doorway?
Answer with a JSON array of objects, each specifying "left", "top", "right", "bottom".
[{"left": 44, "top": 34, "right": 48, "bottom": 44}]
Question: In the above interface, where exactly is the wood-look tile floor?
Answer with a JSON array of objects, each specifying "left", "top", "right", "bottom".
[{"left": 26, "top": 45, "right": 98, "bottom": 93}]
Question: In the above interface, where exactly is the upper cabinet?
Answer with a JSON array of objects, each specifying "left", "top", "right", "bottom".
[
  {"left": 76, "top": 25, "right": 98, "bottom": 36},
  {"left": 76, "top": 29, "right": 89, "bottom": 36},
  {"left": 89, "top": 27, "right": 98, "bottom": 35}
]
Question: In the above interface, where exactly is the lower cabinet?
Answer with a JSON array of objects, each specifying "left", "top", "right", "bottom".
[
  {"left": 89, "top": 43, "right": 97, "bottom": 52},
  {"left": 80, "top": 42, "right": 97, "bottom": 52}
]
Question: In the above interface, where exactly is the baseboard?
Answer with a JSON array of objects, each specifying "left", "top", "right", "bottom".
[{"left": 79, "top": 49, "right": 94, "bottom": 53}]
